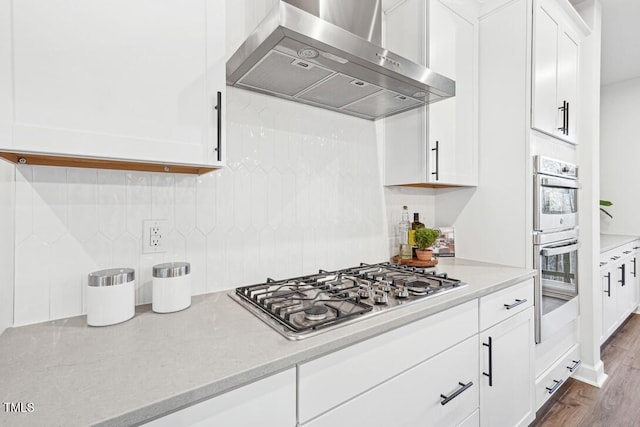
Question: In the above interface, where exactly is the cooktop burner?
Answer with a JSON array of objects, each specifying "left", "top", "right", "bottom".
[{"left": 230, "top": 262, "right": 467, "bottom": 340}]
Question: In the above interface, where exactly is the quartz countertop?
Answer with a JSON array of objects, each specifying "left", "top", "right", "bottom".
[
  {"left": 0, "top": 258, "right": 535, "bottom": 427},
  {"left": 601, "top": 234, "right": 640, "bottom": 253}
]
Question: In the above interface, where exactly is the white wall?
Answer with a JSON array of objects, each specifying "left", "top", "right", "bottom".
[
  {"left": 0, "top": 161, "right": 14, "bottom": 334},
  {"left": 0, "top": 0, "right": 14, "bottom": 334},
  {"left": 600, "top": 77, "right": 640, "bottom": 235}
]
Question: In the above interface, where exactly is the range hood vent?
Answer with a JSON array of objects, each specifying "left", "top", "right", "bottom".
[{"left": 226, "top": 0, "right": 455, "bottom": 120}]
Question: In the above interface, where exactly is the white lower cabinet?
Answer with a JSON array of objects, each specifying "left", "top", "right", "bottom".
[
  {"left": 298, "top": 300, "right": 479, "bottom": 424},
  {"left": 479, "top": 308, "right": 535, "bottom": 427},
  {"left": 301, "top": 336, "right": 479, "bottom": 427},
  {"left": 600, "top": 239, "right": 640, "bottom": 344},
  {"left": 535, "top": 344, "right": 580, "bottom": 409},
  {"left": 142, "top": 368, "right": 296, "bottom": 427}
]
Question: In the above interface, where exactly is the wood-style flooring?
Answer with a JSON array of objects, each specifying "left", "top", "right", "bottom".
[{"left": 532, "top": 314, "right": 640, "bottom": 427}]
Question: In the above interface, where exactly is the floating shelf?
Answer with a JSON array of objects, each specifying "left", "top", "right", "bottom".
[{"left": 0, "top": 150, "right": 218, "bottom": 175}]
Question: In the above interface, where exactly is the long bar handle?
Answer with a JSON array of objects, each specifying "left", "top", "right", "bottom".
[
  {"left": 214, "top": 91, "right": 222, "bottom": 162},
  {"left": 619, "top": 263, "right": 626, "bottom": 287},
  {"left": 540, "top": 242, "right": 580, "bottom": 257},
  {"left": 546, "top": 379, "right": 564, "bottom": 394},
  {"left": 482, "top": 337, "right": 493, "bottom": 387},
  {"left": 431, "top": 140, "right": 439, "bottom": 181},
  {"left": 558, "top": 100, "right": 567, "bottom": 134},
  {"left": 605, "top": 272, "right": 611, "bottom": 297},
  {"left": 440, "top": 381, "right": 473, "bottom": 405},
  {"left": 504, "top": 298, "right": 527, "bottom": 310},
  {"left": 567, "top": 359, "right": 582, "bottom": 373}
]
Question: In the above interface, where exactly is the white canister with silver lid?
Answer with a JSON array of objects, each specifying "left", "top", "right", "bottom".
[
  {"left": 87, "top": 268, "right": 135, "bottom": 326},
  {"left": 152, "top": 262, "right": 191, "bottom": 313}
]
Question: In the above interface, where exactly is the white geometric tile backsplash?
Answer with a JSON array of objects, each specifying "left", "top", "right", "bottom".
[{"left": 11, "top": 88, "right": 434, "bottom": 326}]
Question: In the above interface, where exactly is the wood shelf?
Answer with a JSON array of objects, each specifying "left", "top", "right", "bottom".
[{"left": 0, "top": 151, "right": 218, "bottom": 175}]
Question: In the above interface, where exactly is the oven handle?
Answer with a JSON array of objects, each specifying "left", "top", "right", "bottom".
[
  {"left": 540, "top": 242, "right": 580, "bottom": 257},
  {"left": 540, "top": 177, "right": 581, "bottom": 189}
]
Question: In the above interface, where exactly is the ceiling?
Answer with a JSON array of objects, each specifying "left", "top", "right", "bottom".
[{"left": 600, "top": 0, "right": 640, "bottom": 86}]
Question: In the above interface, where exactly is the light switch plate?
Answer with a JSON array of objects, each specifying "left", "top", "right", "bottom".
[{"left": 143, "top": 219, "right": 168, "bottom": 254}]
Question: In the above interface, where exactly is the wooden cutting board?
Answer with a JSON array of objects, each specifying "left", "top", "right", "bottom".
[{"left": 391, "top": 255, "right": 438, "bottom": 267}]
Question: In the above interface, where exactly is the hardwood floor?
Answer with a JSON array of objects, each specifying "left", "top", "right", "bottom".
[{"left": 532, "top": 314, "right": 640, "bottom": 427}]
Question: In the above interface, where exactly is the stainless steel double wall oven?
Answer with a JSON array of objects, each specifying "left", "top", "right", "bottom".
[{"left": 533, "top": 156, "right": 580, "bottom": 343}]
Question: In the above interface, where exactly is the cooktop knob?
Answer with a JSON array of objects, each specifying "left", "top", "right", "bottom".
[
  {"left": 378, "top": 282, "right": 391, "bottom": 292},
  {"left": 396, "top": 286, "right": 409, "bottom": 299},
  {"left": 374, "top": 291, "right": 388, "bottom": 305}
]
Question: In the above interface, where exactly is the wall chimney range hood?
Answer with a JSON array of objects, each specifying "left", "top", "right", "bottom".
[{"left": 226, "top": 0, "right": 455, "bottom": 120}]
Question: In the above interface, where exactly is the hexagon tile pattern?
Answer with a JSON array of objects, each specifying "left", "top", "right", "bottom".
[{"left": 10, "top": 91, "right": 426, "bottom": 326}]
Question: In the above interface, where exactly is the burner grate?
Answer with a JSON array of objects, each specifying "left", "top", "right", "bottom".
[{"left": 232, "top": 262, "right": 467, "bottom": 339}]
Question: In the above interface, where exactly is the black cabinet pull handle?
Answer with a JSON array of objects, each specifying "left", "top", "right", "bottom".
[
  {"left": 431, "top": 140, "right": 439, "bottom": 181},
  {"left": 546, "top": 379, "right": 564, "bottom": 394},
  {"left": 558, "top": 101, "right": 567, "bottom": 134},
  {"left": 605, "top": 272, "right": 611, "bottom": 297},
  {"left": 567, "top": 359, "right": 581, "bottom": 373},
  {"left": 623, "top": 250, "right": 632, "bottom": 255},
  {"left": 482, "top": 337, "right": 493, "bottom": 387},
  {"left": 565, "top": 102, "right": 569, "bottom": 135},
  {"left": 440, "top": 381, "right": 473, "bottom": 405},
  {"left": 633, "top": 258, "right": 637, "bottom": 278},
  {"left": 504, "top": 298, "right": 527, "bottom": 310},
  {"left": 214, "top": 91, "right": 222, "bottom": 162},
  {"left": 619, "top": 264, "right": 626, "bottom": 286}
]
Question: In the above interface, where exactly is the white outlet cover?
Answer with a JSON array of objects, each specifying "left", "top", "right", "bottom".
[{"left": 142, "top": 219, "right": 168, "bottom": 254}]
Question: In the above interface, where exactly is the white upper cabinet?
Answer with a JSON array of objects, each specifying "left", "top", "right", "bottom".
[
  {"left": 384, "top": 0, "right": 478, "bottom": 187},
  {"left": 0, "top": 0, "right": 225, "bottom": 172},
  {"left": 532, "top": 0, "right": 581, "bottom": 144}
]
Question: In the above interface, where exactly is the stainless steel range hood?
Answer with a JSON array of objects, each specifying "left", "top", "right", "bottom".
[{"left": 226, "top": 0, "right": 455, "bottom": 120}]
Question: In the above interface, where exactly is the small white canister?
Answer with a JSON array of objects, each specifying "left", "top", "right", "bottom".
[
  {"left": 87, "top": 268, "right": 135, "bottom": 326},
  {"left": 152, "top": 262, "right": 191, "bottom": 313}
]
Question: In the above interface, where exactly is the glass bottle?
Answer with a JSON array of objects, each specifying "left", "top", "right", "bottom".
[
  {"left": 408, "top": 212, "right": 425, "bottom": 246},
  {"left": 399, "top": 206, "right": 412, "bottom": 259}
]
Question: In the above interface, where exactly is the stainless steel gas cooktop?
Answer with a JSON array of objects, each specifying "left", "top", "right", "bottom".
[{"left": 230, "top": 262, "right": 467, "bottom": 340}]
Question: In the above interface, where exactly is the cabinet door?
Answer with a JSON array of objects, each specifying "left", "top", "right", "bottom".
[
  {"left": 5, "top": 0, "right": 224, "bottom": 167},
  {"left": 615, "top": 261, "right": 631, "bottom": 320},
  {"left": 383, "top": 0, "right": 478, "bottom": 187},
  {"left": 601, "top": 264, "right": 617, "bottom": 343},
  {"left": 302, "top": 336, "right": 479, "bottom": 427},
  {"left": 556, "top": 29, "right": 578, "bottom": 142},
  {"left": 532, "top": 0, "right": 580, "bottom": 144},
  {"left": 383, "top": 0, "right": 428, "bottom": 186},
  {"left": 532, "top": 0, "right": 559, "bottom": 138},
  {"left": 428, "top": 0, "right": 477, "bottom": 186},
  {"left": 480, "top": 308, "right": 535, "bottom": 427},
  {"left": 143, "top": 368, "right": 296, "bottom": 427}
]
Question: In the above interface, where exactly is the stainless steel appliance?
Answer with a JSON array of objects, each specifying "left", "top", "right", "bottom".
[
  {"left": 226, "top": 0, "right": 455, "bottom": 120},
  {"left": 533, "top": 229, "right": 580, "bottom": 343},
  {"left": 230, "top": 262, "right": 467, "bottom": 340},
  {"left": 533, "top": 156, "right": 579, "bottom": 232}
]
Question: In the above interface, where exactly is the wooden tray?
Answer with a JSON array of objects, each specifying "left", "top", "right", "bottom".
[{"left": 391, "top": 255, "right": 438, "bottom": 267}]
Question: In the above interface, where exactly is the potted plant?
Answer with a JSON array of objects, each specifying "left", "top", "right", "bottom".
[{"left": 414, "top": 227, "right": 440, "bottom": 260}]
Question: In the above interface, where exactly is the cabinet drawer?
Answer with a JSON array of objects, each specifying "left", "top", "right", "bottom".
[
  {"left": 535, "top": 344, "right": 580, "bottom": 409},
  {"left": 143, "top": 368, "right": 296, "bottom": 427},
  {"left": 298, "top": 300, "right": 478, "bottom": 423},
  {"left": 302, "top": 336, "right": 479, "bottom": 427},
  {"left": 480, "top": 279, "right": 534, "bottom": 330}
]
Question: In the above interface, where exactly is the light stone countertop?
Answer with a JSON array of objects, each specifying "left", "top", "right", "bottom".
[
  {"left": 600, "top": 233, "right": 640, "bottom": 253},
  {"left": 0, "top": 258, "right": 535, "bottom": 427}
]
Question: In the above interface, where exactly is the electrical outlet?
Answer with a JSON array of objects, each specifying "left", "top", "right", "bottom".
[{"left": 143, "top": 220, "right": 168, "bottom": 254}]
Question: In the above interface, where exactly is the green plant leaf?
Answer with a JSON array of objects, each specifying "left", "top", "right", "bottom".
[{"left": 600, "top": 200, "right": 613, "bottom": 207}]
